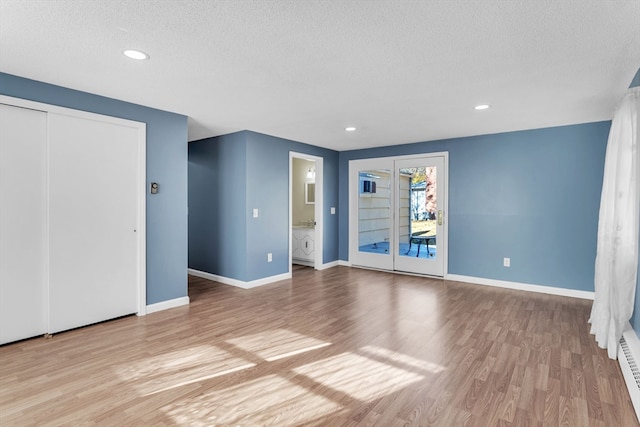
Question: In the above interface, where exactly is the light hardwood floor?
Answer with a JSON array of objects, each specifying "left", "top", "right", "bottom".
[{"left": 1, "top": 266, "right": 637, "bottom": 426}]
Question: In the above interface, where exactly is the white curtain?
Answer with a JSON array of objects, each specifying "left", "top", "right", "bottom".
[{"left": 590, "top": 87, "right": 640, "bottom": 359}]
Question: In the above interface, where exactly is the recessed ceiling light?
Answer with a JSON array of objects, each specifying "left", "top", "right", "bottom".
[
  {"left": 345, "top": 126, "right": 357, "bottom": 132},
  {"left": 474, "top": 104, "right": 490, "bottom": 110},
  {"left": 123, "top": 49, "right": 149, "bottom": 60}
]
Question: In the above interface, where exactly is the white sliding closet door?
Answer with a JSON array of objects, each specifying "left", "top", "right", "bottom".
[
  {"left": 0, "top": 104, "right": 47, "bottom": 344},
  {"left": 48, "top": 113, "right": 140, "bottom": 333}
]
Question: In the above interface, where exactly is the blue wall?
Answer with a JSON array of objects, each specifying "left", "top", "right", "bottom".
[
  {"left": 188, "top": 130, "right": 339, "bottom": 282},
  {"left": 0, "top": 73, "right": 188, "bottom": 305},
  {"left": 629, "top": 68, "right": 640, "bottom": 90},
  {"left": 339, "top": 122, "right": 610, "bottom": 292},
  {"left": 189, "top": 132, "right": 249, "bottom": 280}
]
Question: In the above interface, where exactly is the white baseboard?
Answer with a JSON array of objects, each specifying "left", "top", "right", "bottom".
[
  {"left": 445, "top": 274, "right": 594, "bottom": 300},
  {"left": 620, "top": 326, "right": 640, "bottom": 424},
  {"left": 145, "top": 296, "right": 190, "bottom": 314},
  {"left": 317, "top": 260, "right": 339, "bottom": 270},
  {"left": 188, "top": 268, "right": 291, "bottom": 289},
  {"left": 338, "top": 260, "right": 352, "bottom": 267}
]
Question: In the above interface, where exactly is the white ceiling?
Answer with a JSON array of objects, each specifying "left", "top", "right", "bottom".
[{"left": 1, "top": 0, "right": 639, "bottom": 151}]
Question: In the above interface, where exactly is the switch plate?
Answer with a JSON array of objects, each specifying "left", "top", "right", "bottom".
[
  {"left": 267, "top": 253, "right": 272, "bottom": 262},
  {"left": 503, "top": 257, "right": 510, "bottom": 267},
  {"left": 253, "top": 208, "right": 259, "bottom": 218},
  {"left": 330, "top": 207, "right": 336, "bottom": 214}
]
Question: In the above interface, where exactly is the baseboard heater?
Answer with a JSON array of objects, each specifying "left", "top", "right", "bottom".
[{"left": 619, "top": 328, "right": 640, "bottom": 423}]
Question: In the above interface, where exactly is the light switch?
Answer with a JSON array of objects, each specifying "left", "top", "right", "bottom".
[
  {"left": 330, "top": 207, "right": 336, "bottom": 214},
  {"left": 253, "top": 208, "right": 259, "bottom": 218}
]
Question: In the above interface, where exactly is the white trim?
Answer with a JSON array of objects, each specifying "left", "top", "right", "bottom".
[
  {"left": 316, "top": 260, "right": 339, "bottom": 270},
  {"left": 619, "top": 325, "right": 640, "bottom": 423},
  {"left": 44, "top": 111, "right": 51, "bottom": 332},
  {"left": 188, "top": 269, "right": 291, "bottom": 289},
  {"left": 442, "top": 154, "right": 449, "bottom": 277},
  {"left": 145, "top": 296, "right": 190, "bottom": 314},
  {"left": 136, "top": 117, "right": 147, "bottom": 316},
  {"left": 338, "top": 260, "right": 352, "bottom": 267},
  {"left": 314, "top": 157, "right": 324, "bottom": 269},
  {"left": 352, "top": 151, "right": 450, "bottom": 163},
  {"left": 0, "top": 95, "right": 147, "bottom": 318},
  {"left": 0, "top": 95, "right": 145, "bottom": 129},
  {"left": 288, "top": 153, "right": 294, "bottom": 273},
  {"left": 445, "top": 274, "right": 595, "bottom": 300}
]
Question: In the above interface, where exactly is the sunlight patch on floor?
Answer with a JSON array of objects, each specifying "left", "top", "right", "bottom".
[
  {"left": 264, "top": 342, "right": 332, "bottom": 362},
  {"left": 360, "top": 345, "right": 446, "bottom": 374},
  {"left": 115, "top": 331, "right": 431, "bottom": 423},
  {"left": 115, "top": 344, "right": 254, "bottom": 395},
  {"left": 142, "top": 363, "right": 257, "bottom": 396},
  {"left": 293, "top": 351, "right": 424, "bottom": 401},
  {"left": 163, "top": 374, "right": 342, "bottom": 426},
  {"left": 226, "top": 328, "right": 331, "bottom": 361}
]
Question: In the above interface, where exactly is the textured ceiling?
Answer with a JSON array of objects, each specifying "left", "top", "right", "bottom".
[{"left": 1, "top": 0, "right": 639, "bottom": 151}]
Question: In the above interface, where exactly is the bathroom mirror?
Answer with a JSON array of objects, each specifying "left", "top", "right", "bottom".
[{"left": 305, "top": 182, "right": 315, "bottom": 204}]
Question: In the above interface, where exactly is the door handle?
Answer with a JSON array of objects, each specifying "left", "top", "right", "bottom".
[{"left": 437, "top": 210, "right": 443, "bottom": 226}]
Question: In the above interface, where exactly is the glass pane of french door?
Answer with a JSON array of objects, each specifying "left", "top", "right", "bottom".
[
  {"left": 398, "top": 166, "right": 437, "bottom": 258},
  {"left": 349, "top": 160, "right": 393, "bottom": 270}
]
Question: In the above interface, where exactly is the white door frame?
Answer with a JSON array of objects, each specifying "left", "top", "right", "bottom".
[
  {"left": 0, "top": 95, "right": 147, "bottom": 317},
  {"left": 348, "top": 152, "right": 448, "bottom": 277},
  {"left": 289, "top": 151, "right": 323, "bottom": 270}
]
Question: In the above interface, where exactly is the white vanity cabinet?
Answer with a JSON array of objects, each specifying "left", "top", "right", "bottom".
[{"left": 292, "top": 227, "right": 315, "bottom": 265}]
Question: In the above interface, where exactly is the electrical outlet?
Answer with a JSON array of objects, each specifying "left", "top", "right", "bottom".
[
  {"left": 503, "top": 257, "right": 510, "bottom": 267},
  {"left": 331, "top": 207, "right": 336, "bottom": 214},
  {"left": 253, "top": 208, "right": 259, "bottom": 218},
  {"left": 267, "top": 253, "right": 272, "bottom": 262}
]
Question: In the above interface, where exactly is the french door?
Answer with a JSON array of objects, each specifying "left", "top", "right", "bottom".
[{"left": 349, "top": 153, "right": 447, "bottom": 276}]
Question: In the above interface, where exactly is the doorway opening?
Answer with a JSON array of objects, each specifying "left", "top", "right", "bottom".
[{"left": 289, "top": 152, "right": 323, "bottom": 270}]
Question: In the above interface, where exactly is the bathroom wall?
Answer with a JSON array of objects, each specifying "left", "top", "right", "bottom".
[{"left": 292, "top": 158, "right": 315, "bottom": 225}]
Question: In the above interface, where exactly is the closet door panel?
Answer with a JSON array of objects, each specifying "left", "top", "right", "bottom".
[
  {"left": 48, "top": 113, "right": 139, "bottom": 333},
  {"left": 0, "top": 104, "right": 47, "bottom": 344}
]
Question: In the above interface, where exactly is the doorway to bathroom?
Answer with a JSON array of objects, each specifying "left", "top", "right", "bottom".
[{"left": 289, "top": 152, "right": 323, "bottom": 269}]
